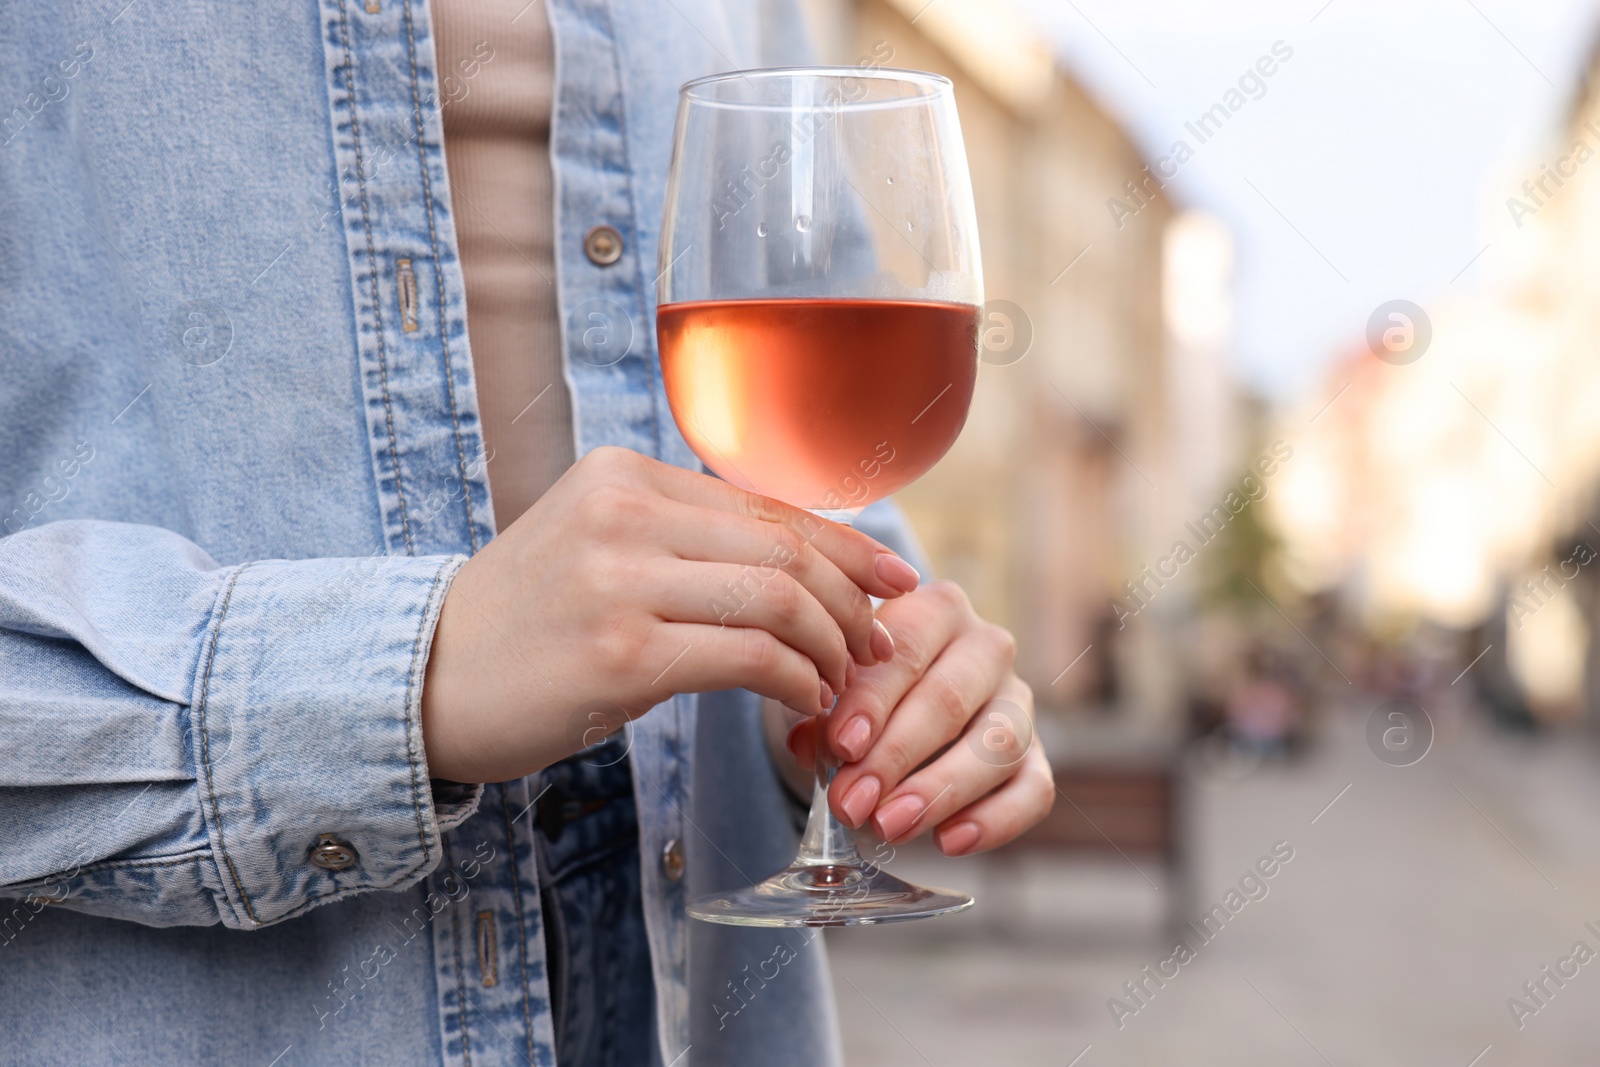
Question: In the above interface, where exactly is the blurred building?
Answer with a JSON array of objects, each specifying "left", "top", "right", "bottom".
[
  {"left": 799, "top": 0, "right": 1242, "bottom": 730},
  {"left": 1268, "top": 40, "right": 1600, "bottom": 723}
]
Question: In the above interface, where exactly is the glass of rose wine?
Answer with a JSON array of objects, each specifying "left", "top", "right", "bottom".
[{"left": 657, "top": 67, "right": 982, "bottom": 926}]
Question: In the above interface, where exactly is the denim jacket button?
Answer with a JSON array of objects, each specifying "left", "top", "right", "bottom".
[
  {"left": 584, "top": 224, "right": 624, "bottom": 266},
  {"left": 309, "top": 834, "right": 358, "bottom": 871},
  {"left": 660, "top": 838, "right": 685, "bottom": 882}
]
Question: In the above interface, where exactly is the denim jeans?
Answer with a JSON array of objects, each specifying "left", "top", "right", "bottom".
[{"left": 535, "top": 739, "right": 653, "bottom": 1067}]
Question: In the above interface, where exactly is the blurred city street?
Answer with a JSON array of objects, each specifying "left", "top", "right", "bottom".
[
  {"left": 793, "top": 1, "right": 1600, "bottom": 1062},
  {"left": 831, "top": 690, "right": 1600, "bottom": 1066}
]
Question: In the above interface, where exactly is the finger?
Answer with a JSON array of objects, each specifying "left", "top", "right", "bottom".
[
  {"left": 638, "top": 458, "right": 922, "bottom": 600},
  {"left": 866, "top": 674, "right": 1036, "bottom": 843},
  {"left": 786, "top": 716, "right": 820, "bottom": 770},
  {"left": 822, "top": 581, "right": 974, "bottom": 766},
  {"left": 651, "top": 559, "right": 851, "bottom": 695},
  {"left": 652, "top": 501, "right": 884, "bottom": 669},
  {"left": 638, "top": 622, "right": 832, "bottom": 715},
  {"left": 829, "top": 613, "right": 1013, "bottom": 826},
  {"left": 932, "top": 744, "right": 1054, "bottom": 857}
]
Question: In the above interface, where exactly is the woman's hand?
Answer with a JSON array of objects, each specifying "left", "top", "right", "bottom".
[
  {"left": 782, "top": 580, "right": 1054, "bottom": 857},
  {"left": 420, "top": 447, "right": 917, "bottom": 783}
]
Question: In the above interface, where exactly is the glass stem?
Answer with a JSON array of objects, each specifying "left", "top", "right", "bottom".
[
  {"left": 793, "top": 752, "right": 866, "bottom": 870},
  {"left": 791, "top": 507, "right": 871, "bottom": 874}
]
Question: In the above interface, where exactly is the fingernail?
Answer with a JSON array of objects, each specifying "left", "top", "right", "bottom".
[
  {"left": 874, "top": 553, "right": 920, "bottom": 593},
  {"left": 839, "top": 775, "right": 880, "bottom": 828},
  {"left": 869, "top": 619, "right": 895, "bottom": 662},
  {"left": 873, "top": 793, "right": 926, "bottom": 841},
  {"left": 837, "top": 715, "right": 871, "bottom": 761},
  {"left": 820, "top": 678, "right": 835, "bottom": 711},
  {"left": 845, "top": 660, "right": 857, "bottom": 689},
  {"left": 938, "top": 821, "right": 982, "bottom": 856},
  {"left": 786, "top": 722, "right": 807, "bottom": 761}
]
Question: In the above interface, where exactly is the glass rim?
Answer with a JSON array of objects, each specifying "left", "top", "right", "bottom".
[{"left": 678, "top": 65, "right": 953, "bottom": 110}]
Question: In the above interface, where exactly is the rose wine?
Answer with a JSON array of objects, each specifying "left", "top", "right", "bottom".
[{"left": 657, "top": 298, "right": 979, "bottom": 511}]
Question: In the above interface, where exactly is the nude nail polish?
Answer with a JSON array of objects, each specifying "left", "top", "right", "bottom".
[
  {"left": 837, "top": 715, "right": 871, "bottom": 761},
  {"left": 839, "top": 775, "right": 880, "bottom": 828},
  {"left": 873, "top": 793, "right": 926, "bottom": 841},
  {"left": 938, "top": 821, "right": 981, "bottom": 856},
  {"left": 869, "top": 619, "right": 895, "bottom": 662},
  {"left": 874, "top": 553, "right": 920, "bottom": 593}
]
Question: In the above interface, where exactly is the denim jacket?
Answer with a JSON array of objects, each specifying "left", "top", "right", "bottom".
[{"left": 0, "top": 3, "right": 921, "bottom": 1064}]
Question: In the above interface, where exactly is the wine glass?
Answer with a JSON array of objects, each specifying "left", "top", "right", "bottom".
[{"left": 657, "top": 67, "right": 982, "bottom": 926}]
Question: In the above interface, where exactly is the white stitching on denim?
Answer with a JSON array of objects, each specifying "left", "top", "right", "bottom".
[
  {"left": 445, "top": 844, "right": 474, "bottom": 1066},
  {"left": 194, "top": 565, "right": 260, "bottom": 926},
  {"left": 335, "top": 0, "right": 415, "bottom": 556},
  {"left": 400, "top": 561, "right": 451, "bottom": 864},
  {"left": 260, "top": 560, "right": 458, "bottom": 927},
  {"left": 401, "top": 0, "right": 483, "bottom": 552},
  {"left": 498, "top": 786, "right": 538, "bottom": 1060},
  {"left": 595, "top": 0, "right": 662, "bottom": 460}
]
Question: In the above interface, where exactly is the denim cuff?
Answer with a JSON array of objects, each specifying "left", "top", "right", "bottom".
[{"left": 187, "top": 553, "right": 477, "bottom": 928}]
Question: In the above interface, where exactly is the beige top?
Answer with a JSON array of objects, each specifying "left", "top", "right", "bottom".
[{"left": 434, "top": 0, "right": 574, "bottom": 531}]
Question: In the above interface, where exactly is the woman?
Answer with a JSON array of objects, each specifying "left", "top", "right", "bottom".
[{"left": 0, "top": 2, "right": 1052, "bottom": 1064}]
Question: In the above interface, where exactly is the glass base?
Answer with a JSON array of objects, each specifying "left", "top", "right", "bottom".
[
  {"left": 689, "top": 741, "right": 974, "bottom": 927},
  {"left": 687, "top": 862, "right": 973, "bottom": 927}
]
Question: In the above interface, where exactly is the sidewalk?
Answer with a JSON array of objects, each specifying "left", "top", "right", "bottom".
[{"left": 829, "top": 700, "right": 1600, "bottom": 1065}]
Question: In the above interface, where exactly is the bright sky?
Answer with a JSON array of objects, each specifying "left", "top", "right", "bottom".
[{"left": 1011, "top": 0, "right": 1597, "bottom": 402}]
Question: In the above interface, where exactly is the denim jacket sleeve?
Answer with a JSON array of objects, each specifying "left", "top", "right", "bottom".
[{"left": 0, "top": 519, "right": 480, "bottom": 929}]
